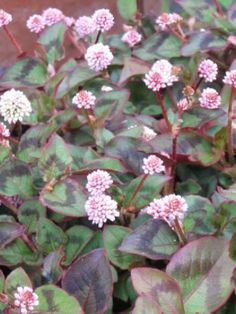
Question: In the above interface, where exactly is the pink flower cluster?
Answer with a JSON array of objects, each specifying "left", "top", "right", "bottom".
[
  {"left": 199, "top": 88, "right": 221, "bottom": 109},
  {"left": 146, "top": 194, "right": 188, "bottom": 226},
  {"left": 0, "top": 9, "right": 12, "bottom": 27},
  {"left": 0, "top": 122, "right": 10, "bottom": 147},
  {"left": 121, "top": 28, "right": 142, "bottom": 47},
  {"left": 85, "top": 170, "right": 119, "bottom": 227},
  {"left": 141, "top": 126, "right": 157, "bottom": 142},
  {"left": 156, "top": 12, "right": 182, "bottom": 30},
  {"left": 85, "top": 43, "right": 113, "bottom": 72},
  {"left": 26, "top": 7, "right": 74, "bottom": 33},
  {"left": 223, "top": 69, "right": 236, "bottom": 88},
  {"left": 144, "top": 59, "right": 179, "bottom": 92},
  {"left": 75, "top": 9, "right": 114, "bottom": 39},
  {"left": 72, "top": 90, "right": 96, "bottom": 110},
  {"left": 198, "top": 59, "right": 218, "bottom": 82},
  {"left": 177, "top": 98, "right": 191, "bottom": 112},
  {"left": 142, "top": 155, "right": 165, "bottom": 175},
  {"left": 14, "top": 286, "right": 39, "bottom": 314}
]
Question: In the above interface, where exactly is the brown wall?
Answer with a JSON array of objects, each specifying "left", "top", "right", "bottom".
[{"left": 0, "top": 0, "right": 160, "bottom": 64}]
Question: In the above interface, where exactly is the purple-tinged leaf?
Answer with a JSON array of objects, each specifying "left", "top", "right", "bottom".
[
  {"left": 132, "top": 295, "right": 163, "bottom": 314},
  {"left": 131, "top": 267, "right": 184, "bottom": 314},
  {"left": 62, "top": 248, "right": 113, "bottom": 314},
  {"left": 0, "top": 222, "right": 25, "bottom": 249},
  {"left": 166, "top": 237, "right": 236, "bottom": 314},
  {"left": 5, "top": 267, "right": 32, "bottom": 297},
  {"left": 120, "top": 219, "right": 179, "bottom": 260}
]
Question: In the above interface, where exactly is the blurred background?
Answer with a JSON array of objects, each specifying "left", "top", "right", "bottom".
[{"left": 0, "top": 0, "right": 161, "bottom": 63}]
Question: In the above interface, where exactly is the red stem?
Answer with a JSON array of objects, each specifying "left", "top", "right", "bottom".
[
  {"left": 227, "top": 86, "right": 235, "bottom": 164},
  {"left": 213, "top": 0, "right": 225, "bottom": 16},
  {"left": 3, "top": 25, "right": 23, "bottom": 56},
  {"left": 174, "top": 218, "right": 187, "bottom": 245},
  {"left": 156, "top": 91, "right": 172, "bottom": 132},
  {"left": 127, "top": 174, "right": 148, "bottom": 210},
  {"left": 95, "top": 30, "right": 101, "bottom": 44}
]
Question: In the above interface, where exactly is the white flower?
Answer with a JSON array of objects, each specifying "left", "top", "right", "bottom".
[
  {"left": 14, "top": 286, "right": 39, "bottom": 314},
  {"left": 72, "top": 90, "right": 96, "bottom": 109},
  {"left": 42, "top": 8, "right": 64, "bottom": 26},
  {"left": 121, "top": 29, "right": 142, "bottom": 47},
  {"left": 92, "top": 9, "right": 114, "bottom": 32},
  {"left": 0, "top": 89, "right": 32, "bottom": 123},
  {"left": 85, "top": 43, "right": 113, "bottom": 72},
  {"left": 26, "top": 14, "right": 46, "bottom": 33},
  {"left": 75, "top": 16, "right": 96, "bottom": 38},
  {"left": 141, "top": 126, "right": 157, "bottom": 141}
]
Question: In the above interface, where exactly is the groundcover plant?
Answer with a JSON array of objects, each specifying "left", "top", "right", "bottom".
[{"left": 0, "top": 0, "right": 235, "bottom": 313}]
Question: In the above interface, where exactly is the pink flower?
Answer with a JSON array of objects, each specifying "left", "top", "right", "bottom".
[
  {"left": 26, "top": 14, "right": 46, "bottom": 33},
  {"left": 121, "top": 29, "right": 142, "bottom": 47},
  {"left": 142, "top": 155, "right": 165, "bottom": 175},
  {"left": 0, "top": 10, "right": 12, "bottom": 27},
  {"left": 85, "top": 194, "right": 119, "bottom": 228},
  {"left": 141, "top": 126, "right": 157, "bottom": 141},
  {"left": 156, "top": 12, "right": 182, "bottom": 30},
  {"left": 0, "top": 122, "right": 10, "bottom": 147},
  {"left": 198, "top": 59, "right": 218, "bottom": 82},
  {"left": 75, "top": 16, "right": 96, "bottom": 38},
  {"left": 199, "top": 88, "right": 221, "bottom": 109},
  {"left": 64, "top": 16, "right": 75, "bottom": 27},
  {"left": 42, "top": 8, "right": 64, "bottom": 26},
  {"left": 85, "top": 43, "right": 113, "bottom": 72},
  {"left": 92, "top": 9, "right": 114, "bottom": 32},
  {"left": 72, "top": 90, "right": 96, "bottom": 109},
  {"left": 144, "top": 59, "right": 179, "bottom": 91},
  {"left": 86, "top": 170, "right": 113, "bottom": 195},
  {"left": 223, "top": 69, "right": 236, "bottom": 88},
  {"left": 177, "top": 98, "right": 191, "bottom": 112},
  {"left": 14, "top": 286, "right": 39, "bottom": 314},
  {"left": 146, "top": 194, "right": 188, "bottom": 225}
]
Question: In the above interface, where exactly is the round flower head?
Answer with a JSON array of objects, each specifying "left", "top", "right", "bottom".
[
  {"left": 141, "top": 126, "right": 157, "bottom": 141},
  {"left": 75, "top": 16, "right": 96, "bottom": 38},
  {"left": 156, "top": 12, "right": 182, "bottom": 30},
  {"left": 85, "top": 194, "right": 119, "bottom": 228},
  {"left": 223, "top": 69, "right": 236, "bottom": 88},
  {"left": 92, "top": 9, "right": 114, "bottom": 32},
  {"left": 177, "top": 98, "right": 191, "bottom": 112},
  {"left": 144, "top": 59, "right": 179, "bottom": 91},
  {"left": 121, "top": 29, "right": 142, "bottom": 47},
  {"left": 14, "top": 286, "right": 39, "bottom": 314},
  {"left": 42, "top": 8, "right": 64, "bottom": 26},
  {"left": 26, "top": 14, "right": 46, "bottom": 33},
  {"left": 64, "top": 16, "right": 75, "bottom": 27},
  {"left": 72, "top": 90, "right": 96, "bottom": 110},
  {"left": 198, "top": 59, "right": 218, "bottom": 82},
  {"left": 0, "top": 10, "right": 12, "bottom": 27},
  {"left": 85, "top": 43, "right": 113, "bottom": 72},
  {"left": 0, "top": 89, "right": 32, "bottom": 123},
  {"left": 0, "top": 122, "right": 10, "bottom": 147},
  {"left": 142, "top": 155, "right": 165, "bottom": 175},
  {"left": 199, "top": 88, "right": 221, "bottom": 109},
  {"left": 162, "top": 194, "right": 188, "bottom": 223},
  {"left": 146, "top": 198, "right": 165, "bottom": 219},
  {"left": 86, "top": 170, "right": 113, "bottom": 195}
]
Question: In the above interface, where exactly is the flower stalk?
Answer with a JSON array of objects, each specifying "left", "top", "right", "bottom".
[
  {"left": 227, "top": 86, "right": 235, "bottom": 163},
  {"left": 3, "top": 25, "right": 23, "bottom": 56}
]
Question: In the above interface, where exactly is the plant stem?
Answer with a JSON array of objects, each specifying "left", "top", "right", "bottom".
[
  {"left": 127, "top": 174, "right": 148, "bottom": 210},
  {"left": 95, "top": 30, "right": 101, "bottom": 44},
  {"left": 3, "top": 25, "right": 23, "bottom": 56},
  {"left": 156, "top": 91, "right": 172, "bottom": 132},
  {"left": 167, "top": 135, "right": 178, "bottom": 194},
  {"left": 83, "top": 109, "right": 95, "bottom": 134},
  {"left": 67, "top": 30, "right": 86, "bottom": 56},
  {"left": 137, "top": 0, "right": 144, "bottom": 15},
  {"left": 174, "top": 218, "right": 187, "bottom": 245},
  {"left": 0, "top": 195, "right": 18, "bottom": 215},
  {"left": 213, "top": 0, "right": 225, "bottom": 16},
  {"left": 193, "top": 77, "right": 203, "bottom": 91},
  {"left": 227, "top": 86, "right": 235, "bottom": 164},
  {"left": 21, "top": 233, "right": 37, "bottom": 252}
]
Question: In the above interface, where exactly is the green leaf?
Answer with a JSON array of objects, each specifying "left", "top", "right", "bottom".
[
  {"left": 0, "top": 222, "right": 25, "bottom": 249},
  {"left": 56, "top": 65, "right": 98, "bottom": 98},
  {"left": 63, "top": 226, "right": 94, "bottom": 266},
  {"left": 0, "top": 159, "right": 34, "bottom": 199},
  {"left": 80, "top": 157, "right": 127, "bottom": 173},
  {"left": 177, "top": 0, "right": 216, "bottom": 22},
  {"left": 220, "top": 183, "right": 236, "bottom": 201},
  {"left": 40, "top": 178, "right": 86, "bottom": 217},
  {"left": 18, "top": 200, "right": 46, "bottom": 234},
  {"left": 35, "top": 284, "right": 83, "bottom": 314},
  {"left": 117, "top": 0, "right": 137, "bottom": 20},
  {"left": 43, "top": 250, "right": 64, "bottom": 283},
  {"left": 38, "top": 134, "right": 73, "bottom": 182},
  {"left": 123, "top": 174, "right": 170, "bottom": 209},
  {"left": 62, "top": 248, "right": 113, "bottom": 314},
  {"left": 133, "top": 295, "right": 163, "bottom": 314},
  {"left": 229, "top": 232, "right": 236, "bottom": 262},
  {"left": 5, "top": 268, "right": 32, "bottom": 297},
  {"left": 166, "top": 237, "right": 236, "bottom": 314},
  {"left": 0, "top": 239, "right": 41, "bottom": 266},
  {"left": 131, "top": 267, "right": 184, "bottom": 314},
  {"left": 103, "top": 226, "right": 144, "bottom": 270},
  {"left": 38, "top": 21, "right": 66, "bottom": 64},
  {"left": 120, "top": 220, "right": 179, "bottom": 260},
  {"left": 36, "top": 218, "right": 67, "bottom": 254},
  {"left": 0, "top": 58, "right": 48, "bottom": 87}
]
